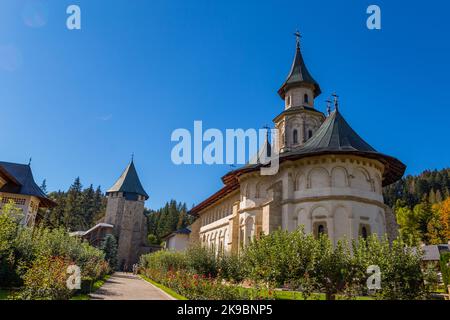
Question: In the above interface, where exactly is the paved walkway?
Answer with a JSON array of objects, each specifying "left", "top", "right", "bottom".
[{"left": 89, "top": 272, "right": 174, "bottom": 300}]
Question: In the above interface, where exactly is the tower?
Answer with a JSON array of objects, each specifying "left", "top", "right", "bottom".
[
  {"left": 274, "top": 32, "right": 325, "bottom": 152},
  {"left": 104, "top": 160, "right": 149, "bottom": 270}
]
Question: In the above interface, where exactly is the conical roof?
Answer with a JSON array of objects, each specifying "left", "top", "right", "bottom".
[
  {"left": 300, "top": 109, "right": 376, "bottom": 152},
  {"left": 284, "top": 110, "right": 406, "bottom": 186},
  {"left": 278, "top": 44, "right": 321, "bottom": 99},
  {"left": 107, "top": 161, "right": 149, "bottom": 199}
]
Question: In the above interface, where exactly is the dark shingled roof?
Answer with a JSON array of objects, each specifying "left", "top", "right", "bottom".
[
  {"left": 107, "top": 161, "right": 149, "bottom": 199},
  {"left": 161, "top": 227, "right": 191, "bottom": 240},
  {"left": 278, "top": 44, "right": 321, "bottom": 99},
  {"left": 300, "top": 109, "right": 377, "bottom": 153},
  {"left": 282, "top": 109, "right": 406, "bottom": 186},
  {"left": 0, "top": 161, "right": 56, "bottom": 208}
]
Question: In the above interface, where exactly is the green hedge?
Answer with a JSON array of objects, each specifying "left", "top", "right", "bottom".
[{"left": 140, "top": 229, "right": 435, "bottom": 300}]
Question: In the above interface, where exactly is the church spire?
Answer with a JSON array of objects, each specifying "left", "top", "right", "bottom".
[{"left": 278, "top": 32, "right": 321, "bottom": 100}]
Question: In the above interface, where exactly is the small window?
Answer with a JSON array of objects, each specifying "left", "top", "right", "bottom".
[
  {"left": 293, "top": 129, "right": 298, "bottom": 144},
  {"left": 361, "top": 226, "right": 368, "bottom": 240},
  {"left": 318, "top": 224, "right": 325, "bottom": 235},
  {"left": 304, "top": 94, "right": 309, "bottom": 104},
  {"left": 287, "top": 95, "right": 291, "bottom": 106},
  {"left": 308, "top": 130, "right": 313, "bottom": 138},
  {"left": 314, "top": 221, "right": 328, "bottom": 239}
]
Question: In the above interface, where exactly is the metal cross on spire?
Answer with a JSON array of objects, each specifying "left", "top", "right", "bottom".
[
  {"left": 325, "top": 99, "right": 332, "bottom": 116},
  {"left": 28, "top": 157, "right": 32, "bottom": 166},
  {"left": 131, "top": 152, "right": 134, "bottom": 162},
  {"left": 293, "top": 30, "right": 301, "bottom": 48},
  {"left": 332, "top": 92, "right": 339, "bottom": 111}
]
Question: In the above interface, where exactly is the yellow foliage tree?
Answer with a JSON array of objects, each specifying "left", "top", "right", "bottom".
[{"left": 440, "top": 198, "right": 450, "bottom": 241}]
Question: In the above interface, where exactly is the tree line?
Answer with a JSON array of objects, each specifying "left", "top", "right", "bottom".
[
  {"left": 39, "top": 177, "right": 106, "bottom": 231},
  {"left": 383, "top": 168, "right": 450, "bottom": 245},
  {"left": 146, "top": 200, "right": 194, "bottom": 245}
]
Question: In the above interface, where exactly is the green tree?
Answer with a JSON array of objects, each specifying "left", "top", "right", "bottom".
[
  {"left": 100, "top": 234, "right": 118, "bottom": 270},
  {"left": 396, "top": 206, "right": 422, "bottom": 245}
]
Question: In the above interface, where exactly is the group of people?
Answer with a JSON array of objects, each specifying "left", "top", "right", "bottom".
[{"left": 121, "top": 262, "right": 139, "bottom": 275}]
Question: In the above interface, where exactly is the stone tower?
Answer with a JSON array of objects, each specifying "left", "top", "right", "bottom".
[{"left": 104, "top": 160, "right": 149, "bottom": 270}]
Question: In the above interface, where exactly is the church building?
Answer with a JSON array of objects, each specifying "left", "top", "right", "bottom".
[{"left": 188, "top": 35, "right": 406, "bottom": 255}]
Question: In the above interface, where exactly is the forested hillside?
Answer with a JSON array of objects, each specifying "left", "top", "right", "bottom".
[
  {"left": 383, "top": 168, "right": 450, "bottom": 245},
  {"left": 146, "top": 200, "right": 194, "bottom": 244}
]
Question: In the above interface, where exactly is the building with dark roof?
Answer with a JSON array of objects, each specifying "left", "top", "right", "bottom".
[
  {"left": 0, "top": 161, "right": 56, "bottom": 227},
  {"left": 162, "top": 227, "right": 191, "bottom": 251},
  {"left": 188, "top": 35, "right": 406, "bottom": 255}
]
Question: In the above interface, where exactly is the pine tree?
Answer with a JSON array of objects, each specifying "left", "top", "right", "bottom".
[
  {"left": 64, "top": 177, "right": 84, "bottom": 231},
  {"left": 100, "top": 234, "right": 118, "bottom": 270},
  {"left": 40, "top": 179, "right": 47, "bottom": 194}
]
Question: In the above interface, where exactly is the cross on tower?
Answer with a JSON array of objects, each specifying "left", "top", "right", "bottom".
[
  {"left": 293, "top": 30, "right": 301, "bottom": 48},
  {"left": 325, "top": 99, "right": 332, "bottom": 115},
  {"left": 332, "top": 92, "right": 339, "bottom": 111}
]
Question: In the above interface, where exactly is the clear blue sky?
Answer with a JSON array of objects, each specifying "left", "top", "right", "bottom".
[{"left": 1, "top": 0, "right": 449, "bottom": 210}]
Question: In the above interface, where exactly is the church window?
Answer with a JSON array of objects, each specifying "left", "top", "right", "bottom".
[
  {"left": 293, "top": 129, "right": 298, "bottom": 144},
  {"left": 359, "top": 224, "right": 371, "bottom": 240},
  {"left": 304, "top": 94, "right": 309, "bottom": 104},
  {"left": 287, "top": 95, "right": 291, "bottom": 106},
  {"left": 361, "top": 226, "right": 368, "bottom": 240},
  {"left": 313, "top": 221, "right": 328, "bottom": 239},
  {"left": 318, "top": 224, "right": 325, "bottom": 235},
  {"left": 308, "top": 130, "right": 313, "bottom": 139}
]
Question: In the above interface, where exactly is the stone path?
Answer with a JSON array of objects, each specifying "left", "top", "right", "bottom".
[{"left": 89, "top": 272, "right": 174, "bottom": 300}]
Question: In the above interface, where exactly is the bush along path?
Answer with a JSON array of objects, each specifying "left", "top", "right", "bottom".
[{"left": 89, "top": 272, "right": 174, "bottom": 300}]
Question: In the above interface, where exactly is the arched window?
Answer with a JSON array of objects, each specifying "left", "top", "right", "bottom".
[
  {"left": 293, "top": 129, "right": 298, "bottom": 144},
  {"left": 318, "top": 224, "right": 325, "bottom": 235},
  {"left": 361, "top": 226, "right": 368, "bottom": 240},
  {"left": 308, "top": 130, "right": 313, "bottom": 138},
  {"left": 304, "top": 94, "right": 309, "bottom": 104},
  {"left": 287, "top": 95, "right": 291, "bottom": 106}
]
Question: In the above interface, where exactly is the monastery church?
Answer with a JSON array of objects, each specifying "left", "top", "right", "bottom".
[{"left": 187, "top": 36, "right": 406, "bottom": 255}]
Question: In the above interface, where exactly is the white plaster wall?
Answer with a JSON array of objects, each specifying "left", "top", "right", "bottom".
[{"left": 166, "top": 234, "right": 190, "bottom": 251}]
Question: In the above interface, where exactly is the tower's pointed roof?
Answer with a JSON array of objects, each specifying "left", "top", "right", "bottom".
[
  {"left": 278, "top": 43, "right": 321, "bottom": 99},
  {"left": 107, "top": 161, "right": 149, "bottom": 199}
]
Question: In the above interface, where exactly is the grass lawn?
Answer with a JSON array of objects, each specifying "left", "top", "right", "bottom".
[
  {"left": 140, "top": 275, "right": 187, "bottom": 300},
  {"left": 70, "top": 275, "right": 111, "bottom": 300}
]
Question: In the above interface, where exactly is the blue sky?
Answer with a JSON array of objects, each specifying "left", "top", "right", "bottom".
[{"left": 1, "top": 0, "right": 449, "bottom": 210}]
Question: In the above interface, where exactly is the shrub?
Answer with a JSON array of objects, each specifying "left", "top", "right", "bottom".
[
  {"left": 141, "top": 268, "right": 252, "bottom": 300},
  {"left": 440, "top": 252, "right": 450, "bottom": 288},
  {"left": 140, "top": 250, "right": 186, "bottom": 272},
  {"left": 0, "top": 201, "right": 24, "bottom": 286},
  {"left": 217, "top": 253, "right": 245, "bottom": 283},
  {"left": 243, "top": 228, "right": 317, "bottom": 295},
  {"left": 20, "top": 256, "right": 73, "bottom": 300},
  {"left": 185, "top": 245, "right": 217, "bottom": 277}
]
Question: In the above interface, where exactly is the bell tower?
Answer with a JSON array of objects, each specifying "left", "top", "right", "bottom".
[
  {"left": 104, "top": 159, "right": 149, "bottom": 270},
  {"left": 274, "top": 31, "right": 325, "bottom": 152}
]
